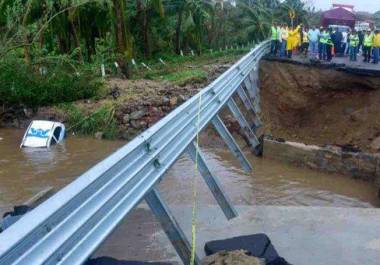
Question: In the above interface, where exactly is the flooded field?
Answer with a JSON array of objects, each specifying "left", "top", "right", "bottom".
[{"left": 1, "top": 128, "right": 379, "bottom": 215}]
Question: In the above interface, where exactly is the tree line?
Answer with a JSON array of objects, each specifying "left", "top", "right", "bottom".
[{"left": 0, "top": 0, "right": 317, "bottom": 76}]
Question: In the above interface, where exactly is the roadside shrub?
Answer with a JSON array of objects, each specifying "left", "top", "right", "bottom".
[
  {"left": 0, "top": 56, "right": 103, "bottom": 108},
  {"left": 58, "top": 103, "right": 118, "bottom": 139}
]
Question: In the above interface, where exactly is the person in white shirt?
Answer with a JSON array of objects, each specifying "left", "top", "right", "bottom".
[{"left": 342, "top": 30, "right": 348, "bottom": 56}]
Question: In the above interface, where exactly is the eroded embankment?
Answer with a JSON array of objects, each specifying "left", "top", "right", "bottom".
[{"left": 260, "top": 59, "right": 380, "bottom": 153}]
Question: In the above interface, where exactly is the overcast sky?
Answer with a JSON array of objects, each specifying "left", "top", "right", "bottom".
[{"left": 307, "top": 0, "right": 380, "bottom": 12}]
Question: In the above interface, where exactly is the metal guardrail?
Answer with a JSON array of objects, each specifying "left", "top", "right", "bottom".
[{"left": 0, "top": 40, "right": 270, "bottom": 265}]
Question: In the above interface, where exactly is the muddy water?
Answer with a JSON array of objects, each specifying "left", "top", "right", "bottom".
[
  {"left": 0, "top": 128, "right": 379, "bottom": 215},
  {"left": 161, "top": 145, "right": 380, "bottom": 208},
  {"left": 0, "top": 128, "right": 124, "bottom": 213}
]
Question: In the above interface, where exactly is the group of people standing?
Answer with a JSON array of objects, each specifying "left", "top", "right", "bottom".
[{"left": 270, "top": 23, "right": 380, "bottom": 64}]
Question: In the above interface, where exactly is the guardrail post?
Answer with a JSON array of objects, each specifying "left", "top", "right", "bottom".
[
  {"left": 186, "top": 142, "right": 238, "bottom": 220},
  {"left": 249, "top": 68, "right": 261, "bottom": 113},
  {"left": 211, "top": 115, "right": 252, "bottom": 172},
  {"left": 145, "top": 188, "right": 201, "bottom": 265},
  {"left": 236, "top": 86, "right": 262, "bottom": 130},
  {"left": 243, "top": 78, "right": 261, "bottom": 114},
  {"left": 227, "top": 98, "right": 261, "bottom": 156}
]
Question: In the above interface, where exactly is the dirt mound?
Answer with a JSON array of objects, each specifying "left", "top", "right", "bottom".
[
  {"left": 259, "top": 60, "right": 380, "bottom": 153},
  {"left": 202, "top": 250, "right": 263, "bottom": 265}
]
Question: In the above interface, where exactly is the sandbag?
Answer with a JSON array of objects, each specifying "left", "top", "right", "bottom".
[{"left": 204, "top": 234, "right": 291, "bottom": 265}]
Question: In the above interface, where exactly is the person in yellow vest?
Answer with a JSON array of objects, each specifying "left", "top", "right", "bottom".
[
  {"left": 349, "top": 30, "right": 359, "bottom": 61},
  {"left": 286, "top": 24, "right": 301, "bottom": 58},
  {"left": 372, "top": 30, "right": 380, "bottom": 64},
  {"left": 300, "top": 26, "right": 309, "bottom": 57},
  {"left": 363, "top": 29, "right": 374, "bottom": 63},
  {"left": 280, "top": 24, "right": 289, "bottom": 57},
  {"left": 319, "top": 27, "right": 329, "bottom": 60},
  {"left": 270, "top": 23, "right": 279, "bottom": 55}
]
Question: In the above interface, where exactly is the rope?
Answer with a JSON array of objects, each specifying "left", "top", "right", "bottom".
[{"left": 190, "top": 91, "right": 202, "bottom": 265}]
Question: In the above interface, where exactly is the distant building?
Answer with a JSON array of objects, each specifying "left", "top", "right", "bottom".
[
  {"left": 332, "top": 3, "right": 354, "bottom": 12},
  {"left": 321, "top": 3, "right": 376, "bottom": 30},
  {"left": 321, "top": 4, "right": 356, "bottom": 28}
]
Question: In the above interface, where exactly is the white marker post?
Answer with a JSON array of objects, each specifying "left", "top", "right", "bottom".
[
  {"left": 101, "top": 64, "right": 106, "bottom": 77},
  {"left": 39, "top": 66, "right": 47, "bottom": 76},
  {"left": 180, "top": 50, "right": 184, "bottom": 57},
  {"left": 141, "top": 62, "right": 152, "bottom": 71},
  {"left": 114, "top": 62, "right": 119, "bottom": 68},
  {"left": 132, "top": 58, "right": 137, "bottom": 69},
  {"left": 159, "top": 58, "right": 166, "bottom": 65},
  {"left": 191, "top": 50, "right": 195, "bottom": 56}
]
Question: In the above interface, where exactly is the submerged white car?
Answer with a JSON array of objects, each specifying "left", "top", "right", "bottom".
[{"left": 20, "top": 120, "right": 66, "bottom": 148}]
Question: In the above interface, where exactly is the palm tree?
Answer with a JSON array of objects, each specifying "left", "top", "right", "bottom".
[
  {"left": 237, "top": 0, "right": 272, "bottom": 43},
  {"left": 111, "top": 0, "right": 133, "bottom": 76},
  {"left": 274, "top": 0, "right": 307, "bottom": 27},
  {"left": 135, "top": 0, "right": 164, "bottom": 57},
  {"left": 184, "top": 0, "right": 213, "bottom": 53},
  {"left": 164, "top": 0, "right": 186, "bottom": 54}
]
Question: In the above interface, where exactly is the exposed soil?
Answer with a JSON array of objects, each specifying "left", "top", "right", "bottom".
[{"left": 259, "top": 60, "right": 380, "bottom": 153}]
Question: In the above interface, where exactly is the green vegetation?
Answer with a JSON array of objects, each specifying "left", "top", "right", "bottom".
[
  {"left": 58, "top": 103, "right": 118, "bottom": 139},
  {"left": 158, "top": 69, "right": 207, "bottom": 86},
  {"left": 0, "top": 0, "right": 319, "bottom": 82},
  {"left": 140, "top": 48, "right": 247, "bottom": 85},
  {"left": 0, "top": 55, "right": 102, "bottom": 108}
]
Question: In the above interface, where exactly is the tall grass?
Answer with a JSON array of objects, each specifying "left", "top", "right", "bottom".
[{"left": 58, "top": 103, "right": 118, "bottom": 139}]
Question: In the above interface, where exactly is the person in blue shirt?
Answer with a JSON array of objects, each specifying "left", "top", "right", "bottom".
[{"left": 308, "top": 26, "right": 320, "bottom": 59}]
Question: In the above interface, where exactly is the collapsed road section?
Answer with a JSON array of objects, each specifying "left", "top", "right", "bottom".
[{"left": 260, "top": 56, "right": 380, "bottom": 193}]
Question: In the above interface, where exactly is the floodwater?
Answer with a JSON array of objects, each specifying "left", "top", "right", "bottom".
[
  {"left": 0, "top": 128, "right": 124, "bottom": 213},
  {"left": 0, "top": 128, "right": 380, "bottom": 215}
]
